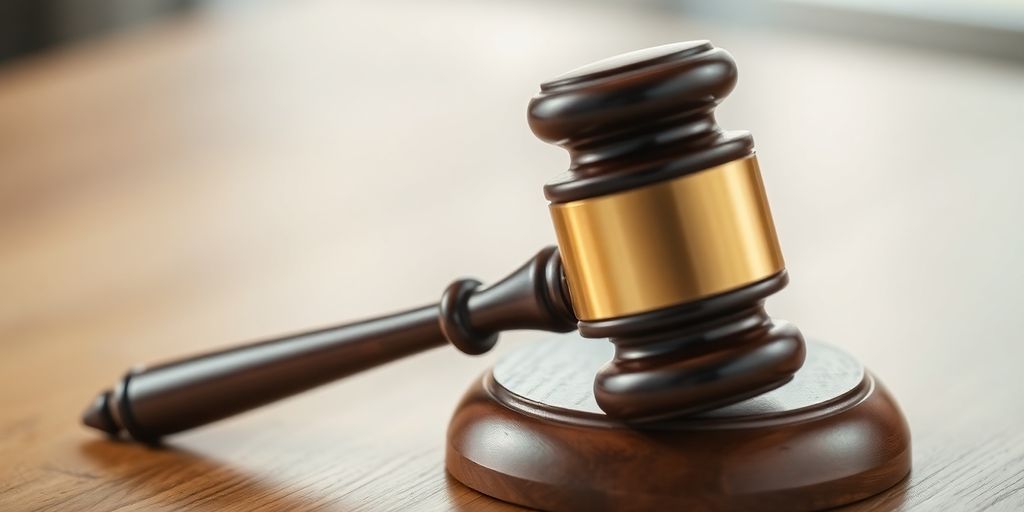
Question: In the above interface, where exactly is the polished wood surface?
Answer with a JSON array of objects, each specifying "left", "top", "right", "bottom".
[
  {"left": 530, "top": 41, "right": 807, "bottom": 424},
  {"left": 82, "top": 246, "right": 573, "bottom": 442},
  {"left": 449, "top": 335, "right": 909, "bottom": 511},
  {"left": 2, "top": 1, "right": 1023, "bottom": 510}
]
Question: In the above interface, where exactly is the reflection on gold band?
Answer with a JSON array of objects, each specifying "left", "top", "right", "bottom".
[{"left": 549, "top": 156, "right": 784, "bottom": 321}]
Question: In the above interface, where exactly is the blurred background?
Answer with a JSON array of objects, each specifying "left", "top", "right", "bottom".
[
  {"left": 2, "top": 0, "right": 1023, "bottom": 63},
  {"left": 1, "top": 0, "right": 1023, "bottom": 509},
  {"left": 2, "top": 0, "right": 1022, "bottom": 334}
]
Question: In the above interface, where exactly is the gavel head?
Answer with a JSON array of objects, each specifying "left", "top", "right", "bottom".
[{"left": 529, "top": 41, "right": 806, "bottom": 422}]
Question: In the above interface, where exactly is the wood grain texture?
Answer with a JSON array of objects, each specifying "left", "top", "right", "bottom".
[
  {"left": 449, "top": 335, "right": 909, "bottom": 511},
  {"left": 80, "top": 245, "right": 572, "bottom": 442},
  {"left": 1, "top": 0, "right": 1023, "bottom": 510}
]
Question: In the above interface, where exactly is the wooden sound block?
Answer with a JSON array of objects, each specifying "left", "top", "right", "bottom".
[{"left": 446, "top": 333, "right": 910, "bottom": 511}]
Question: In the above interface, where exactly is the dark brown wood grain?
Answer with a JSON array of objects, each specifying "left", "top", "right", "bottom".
[
  {"left": 586, "top": 271, "right": 806, "bottom": 422},
  {"left": 448, "top": 335, "right": 910, "bottom": 511},
  {"left": 529, "top": 42, "right": 806, "bottom": 423},
  {"left": 82, "top": 246, "right": 575, "bottom": 442},
  {"left": 1, "top": 1, "right": 1022, "bottom": 510},
  {"left": 82, "top": 40, "right": 809, "bottom": 447},
  {"left": 531, "top": 40, "right": 754, "bottom": 203}
]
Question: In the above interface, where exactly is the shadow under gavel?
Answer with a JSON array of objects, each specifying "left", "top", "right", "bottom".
[{"left": 83, "top": 246, "right": 576, "bottom": 443}]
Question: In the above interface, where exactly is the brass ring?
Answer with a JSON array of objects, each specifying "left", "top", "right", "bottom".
[{"left": 549, "top": 156, "right": 785, "bottom": 320}]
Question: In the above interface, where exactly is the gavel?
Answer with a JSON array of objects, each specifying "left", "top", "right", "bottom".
[{"left": 83, "top": 41, "right": 806, "bottom": 443}]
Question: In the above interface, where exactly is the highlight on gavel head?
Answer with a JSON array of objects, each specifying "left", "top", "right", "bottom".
[{"left": 529, "top": 41, "right": 807, "bottom": 422}]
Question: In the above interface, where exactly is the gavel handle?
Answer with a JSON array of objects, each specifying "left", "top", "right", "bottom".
[{"left": 83, "top": 246, "right": 575, "bottom": 443}]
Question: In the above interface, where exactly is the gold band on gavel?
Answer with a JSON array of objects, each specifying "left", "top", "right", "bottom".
[{"left": 549, "top": 156, "right": 785, "bottom": 321}]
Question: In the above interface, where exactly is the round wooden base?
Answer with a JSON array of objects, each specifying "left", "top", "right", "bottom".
[{"left": 446, "top": 333, "right": 910, "bottom": 511}]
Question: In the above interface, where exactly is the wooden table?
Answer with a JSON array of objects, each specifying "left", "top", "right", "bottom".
[{"left": 2, "top": 1, "right": 1023, "bottom": 510}]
